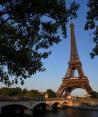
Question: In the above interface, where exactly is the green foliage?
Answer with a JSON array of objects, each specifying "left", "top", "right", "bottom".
[
  {"left": 22, "top": 89, "right": 40, "bottom": 97},
  {"left": 0, "top": 0, "right": 79, "bottom": 86},
  {"left": 29, "top": 89, "right": 40, "bottom": 97},
  {"left": 0, "top": 87, "right": 22, "bottom": 96},
  {"left": 45, "top": 89, "right": 56, "bottom": 98},
  {"left": 85, "top": 0, "right": 98, "bottom": 58},
  {"left": 92, "top": 91, "right": 98, "bottom": 99},
  {"left": 0, "top": 87, "right": 40, "bottom": 97}
]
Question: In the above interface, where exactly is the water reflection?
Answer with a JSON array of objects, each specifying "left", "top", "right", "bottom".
[
  {"left": 66, "top": 109, "right": 97, "bottom": 117},
  {"left": 1, "top": 108, "right": 98, "bottom": 117},
  {"left": 33, "top": 109, "right": 98, "bottom": 117},
  {"left": 59, "top": 109, "right": 95, "bottom": 117}
]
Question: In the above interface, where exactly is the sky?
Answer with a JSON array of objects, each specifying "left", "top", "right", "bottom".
[{"left": 1, "top": 0, "right": 98, "bottom": 96}]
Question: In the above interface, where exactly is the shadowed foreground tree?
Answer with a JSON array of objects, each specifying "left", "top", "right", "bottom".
[
  {"left": 0, "top": 0, "right": 79, "bottom": 86},
  {"left": 85, "top": 0, "right": 98, "bottom": 58}
]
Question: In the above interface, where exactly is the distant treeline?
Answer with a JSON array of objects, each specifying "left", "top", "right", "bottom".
[
  {"left": 0, "top": 87, "right": 56, "bottom": 98},
  {"left": 0, "top": 87, "right": 41, "bottom": 97}
]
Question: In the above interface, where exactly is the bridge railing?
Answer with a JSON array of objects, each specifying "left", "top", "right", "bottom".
[{"left": 0, "top": 96, "right": 46, "bottom": 101}]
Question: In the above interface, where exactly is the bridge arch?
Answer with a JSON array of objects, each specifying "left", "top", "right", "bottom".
[
  {"left": 33, "top": 103, "right": 49, "bottom": 112},
  {"left": 51, "top": 102, "right": 61, "bottom": 111},
  {"left": 62, "top": 101, "right": 69, "bottom": 107},
  {"left": 1, "top": 104, "right": 28, "bottom": 115}
]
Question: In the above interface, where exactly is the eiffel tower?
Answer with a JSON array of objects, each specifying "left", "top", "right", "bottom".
[{"left": 56, "top": 23, "right": 93, "bottom": 97}]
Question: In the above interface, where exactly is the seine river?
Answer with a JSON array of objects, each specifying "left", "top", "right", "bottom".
[
  {"left": 1, "top": 108, "right": 98, "bottom": 117},
  {"left": 33, "top": 109, "right": 98, "bottom": 117}
]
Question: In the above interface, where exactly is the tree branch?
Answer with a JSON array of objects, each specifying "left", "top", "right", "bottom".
[
  {"left": 0, "top": 11, "right": 8, "bottom": 16},
  {"left": 0, "top": 16, "right": 11, "bottom": 25}
]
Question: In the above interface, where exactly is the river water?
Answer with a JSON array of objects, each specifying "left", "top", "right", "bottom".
[
  {"left": 1, "top": 108, "right": 98, "bottom": 117},
  {"left": 33, "top": 108, "right": 98, "bottom": 117}
]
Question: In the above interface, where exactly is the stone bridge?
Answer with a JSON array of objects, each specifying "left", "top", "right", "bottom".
[
  {"left": 0, "top": 98, "right": 69, "bottom": 115},
  {"left": 0, "top": 97, "right": 98, "bottom": 115}
]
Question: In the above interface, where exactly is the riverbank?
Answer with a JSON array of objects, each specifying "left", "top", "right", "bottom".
[
  {"left": 63, "top": 105, "right": 98, "bottom": 111},
  {"left": 62, "top": 101, "right": 98, "bottom": 111}
]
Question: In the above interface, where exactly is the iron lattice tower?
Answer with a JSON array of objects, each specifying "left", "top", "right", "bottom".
[{"left": 56, "top": 23, "right": 93, "bottom": 97}]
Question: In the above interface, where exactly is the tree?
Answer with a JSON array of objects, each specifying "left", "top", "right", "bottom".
[
  {"left": 10, "top": 87, "right": 22, "bottom": 96},
  {"left": 22, "top": 89, "right": 40, "bottom": 97},
  {"left": 0, "top": 0, "right": 79, "bottom": 86},
  {"left": 22, "top": 88, "right": 28, "bottom": 96},
  {"left": 0, "top": 87, "right": 22, "bottom": 96},
  {"left": 21, "top": 88, "right": 40, "bottom": 97},
  {"left": 45, "top": 89, "right": 56, "bottom": 98},
  {"left": 92, "top": 91, "right": 98, "bottom": 99},
  {"left": 29, "top": 89, "right": 40, "bottom": 97},
  {"left": 85, "top": 0, "right": 98, "bottom": 58},
  {"left": 0, "top": 87, "right": 10, "bottom": 96}
]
